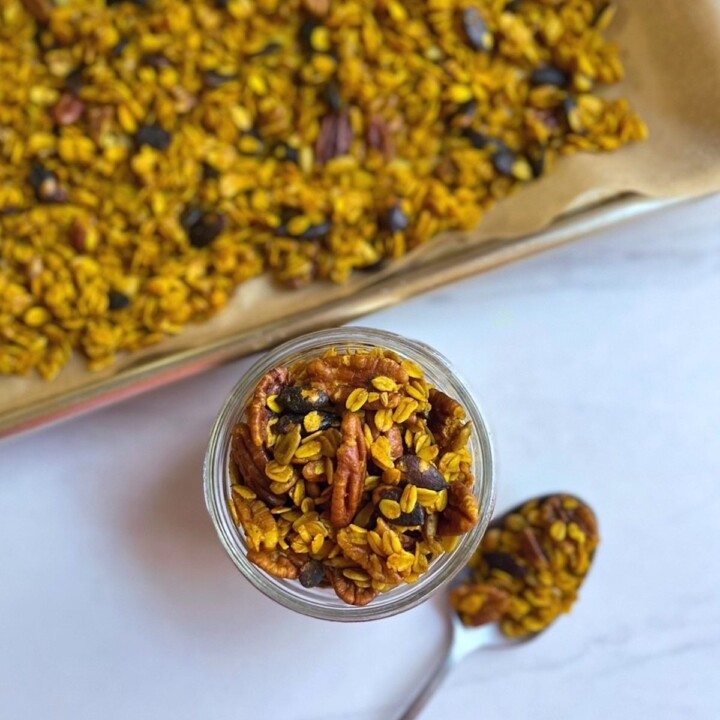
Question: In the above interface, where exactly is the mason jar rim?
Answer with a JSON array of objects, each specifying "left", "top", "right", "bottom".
[{"left": 204, "top": 327, "right": 496, "bottom": 622}]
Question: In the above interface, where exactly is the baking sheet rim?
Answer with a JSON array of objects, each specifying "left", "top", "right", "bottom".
[{"left": 0, "top": 194, "right": 687, "bottom": 440}]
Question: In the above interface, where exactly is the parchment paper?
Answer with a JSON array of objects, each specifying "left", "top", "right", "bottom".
[{"left": 3, "top": 0, "right": 720, "bottom": 422}]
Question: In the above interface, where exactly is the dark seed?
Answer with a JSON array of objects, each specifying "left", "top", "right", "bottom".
[
  {"left": 325, "top": 81, "right": 343, "bottom": 111},
  {"left": 483, "top": 551, "right": 528, "bottom": 578},
  {"left": 299, "top": 560, "right": 325, "bottom": 588},
  {"left": 202, "top": 163, "right": 220, "bottom": 180},
  {"left": 142, "top": 54, "right": 172, "bottom": 70},
  {"left": 527, "top": 147, "right": 545, "bottom": 178},
  {"left": 107, "top": 0, "right": 148, "bottom": 6},
  {"left": 280, "top": 206, "right": 301, "bottom": 224},
  {"left": 378, "top": 486, "right": 427, "bottom": 526},
  {"left": 274, "top": 206, "right": 301, "bottom": 236},
  {"left": 186, "top": 211, "right": 227, "bottom": 248},
  {"left": 30, "top": 164, "right": 53, "bottom": 191},
  {"left": 395, "top": 504, "right": 426, "bottom": 527},
  {"left": 563, "top": 97, "right": 583, "bottom": 134},
  {"left": 300, "top": 19, "right": 321, "bottom": 51},
  {"left": 358, "top": 258, "right": 389, "bottom": 274},
  {"left": 453, "top": 99, "right": 478, "bottom": 128},
  {"left": 464, "top": 128, "right": 490, "bottom": 149},
  {"left": 136, "top": 124, "right": 172, "bottom": 151},
  {"left": 398, "top": 455, "right": 447, "bottom": 491},
  {"left": 505, "top": 0, "right": 522, "bottom": 11},
  {"left": 463, "top": 7, "right": 494, "bottom": 52},
  {"left": 251, "top": 41, "right": 283, "bottom": 58},
  {"left": 108, "top": 290, "right": 131, "bottom": 311},
  {"left": 113, "top": 37, "right": 130, "bottom": 57},
  {"left": 530, "top": 66, "right": 571, "bottom": 88},
  {"left": 277, "top": 386, "right": 331, "bottom": 414},
  {"left": 181, "top": 205, "right": 204, "bottom": 230},
  {"left": 492, "top": 147, "right": 517, "bottom": 177},
  {"left": 276, "top": 414, "right": 305, "bottom": 434},
  {"left": 300, "top": 221, "right": 332, "bottom": 240},
  {"left": 65, "top": 68, "right": 84, "bottom": 94},
  {"left": 303, "top": 410, "right": 340, "bottom": 432},
  {"left": 384, "top": 205, "right": 409, "bottom": 233},
  {"left": 204, "top": 70, "right": 236, "bottom": 88},
  {"left": 273, "top": 143, "right": 300, "bottom": 164},
  {"left": 29, "top": 164, "right": 67, "bottom": 203}
]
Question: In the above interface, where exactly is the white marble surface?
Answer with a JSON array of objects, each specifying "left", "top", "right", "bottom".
[{"left": 2, "top": 196, "right": 720, "bottom": 720}]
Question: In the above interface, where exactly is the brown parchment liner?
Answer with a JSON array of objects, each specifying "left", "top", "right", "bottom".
[{"left": 2, "top": 0, "right": 719, "bottom": 437}]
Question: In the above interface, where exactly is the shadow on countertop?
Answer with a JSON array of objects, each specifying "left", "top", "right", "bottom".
[{"left": 122, "top": 432, "right": 305, "bottom": 645}]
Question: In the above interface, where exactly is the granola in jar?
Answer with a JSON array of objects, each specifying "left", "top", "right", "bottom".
[{"left": 228, "top": 345, "right": 482, "bottom": 606}]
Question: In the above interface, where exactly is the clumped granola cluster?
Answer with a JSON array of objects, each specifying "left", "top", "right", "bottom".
[{"left": 229, "top": 346, "right": 480, "bottom": 606}]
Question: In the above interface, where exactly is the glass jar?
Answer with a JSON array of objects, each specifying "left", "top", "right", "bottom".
[{"left": 204, "top": 327, "right": 495, "bottom": 621}]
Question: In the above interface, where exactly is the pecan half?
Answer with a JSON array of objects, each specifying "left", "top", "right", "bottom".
[
  {"left": 231, "top": 423, "right": 284, "bottom": 507},
  {"left": 367, "top": 115, "right": 395, "bottom": 161},
  {"left": 52, "top": 93, "right": 84, "bottom": 126},
  {"left": 386, "top": 426, "right": 404, "bottom": 460},
  {"left": 21, "top": 0, "right": 52, "bottom": 23},
  {"left": 437, "top": 480, "right": 479, "bottom": 536},
  {"left": 88, "top": 105, "right": 114, "bottom": 144},
  {"left": 336, "top": 528, "right": 403, "bottom": 585},
  {"left": 451, "top": 582, "right": 511, "bottom": 626},
  {"left": 329, "top": 570, "right": 378, "bottom": 607},
  {"left": 330, "top": 412, "right": 367, "bottom": 527},
  {"left": 520, "top": 527, "right": 548, "bottom": 567},
  {"left": 307, "top": 354, "right": 409, "bottom": 391},
  {"left": 234, "top": 497, "right": 279, "bottom": 551},
  {"left": 364, "top": 392, "right": 403, "bottom": 410},
  {"left": 574, "top": 503, "right": 599, "bottom": 540},
  {"left": 428, "top": 388, "right": 467, "bottom": 450},
  {"left": 315, "top": 110, "right": 353, "bottom": 165},
  {"left": 248, "top": 549, "right": 299, "bottom": 579},
  {"left": 248, "top": 366, "right": 292, "bottom": 446},
  {"left": 302, "top": 0, "right": 330, "bottom": 16}
]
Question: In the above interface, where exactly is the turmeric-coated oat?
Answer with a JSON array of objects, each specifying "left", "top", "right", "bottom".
[
  {"left": 2, "top": 1, "right": 646, "bottom": 378},
  {"left": 229, "top": 346, "right": 480, "bottom": 606},
  {"left": 451, "top": 494, "right": 599, "bottom": 635}
]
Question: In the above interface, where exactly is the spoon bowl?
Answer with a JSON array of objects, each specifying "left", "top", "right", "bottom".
[{"left": 395, "top": 493, "right": 598, "bottom": 720}]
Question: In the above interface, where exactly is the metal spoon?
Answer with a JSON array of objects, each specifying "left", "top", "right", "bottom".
[{"left": 396, "top": 494, "right": 597, "bottom": 720}]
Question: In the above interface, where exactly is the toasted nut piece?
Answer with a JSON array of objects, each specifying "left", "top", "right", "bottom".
[
  {"left": 248, "top": 367, "right": 292, "bottom": 446},
  {"left": 330, "top": 413, "right": 367, "bottom": 527},
  {"left": 248, "top": 549, "right": 300, "bottom": 579}
]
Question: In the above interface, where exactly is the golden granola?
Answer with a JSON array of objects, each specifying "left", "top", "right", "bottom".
[
  {"left": 229, "top": 345, "right": 480, "bottom": 606},
  {"left": 451, "top": 494, "right": 599, "bottom": 636},
  {"left": 1, "top": 0, "right": 646, "bottom": 378}
]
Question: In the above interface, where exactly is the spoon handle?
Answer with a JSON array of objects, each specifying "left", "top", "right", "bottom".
[{"left": 395, "top": 645, "right": 456, "bottom": 720}]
